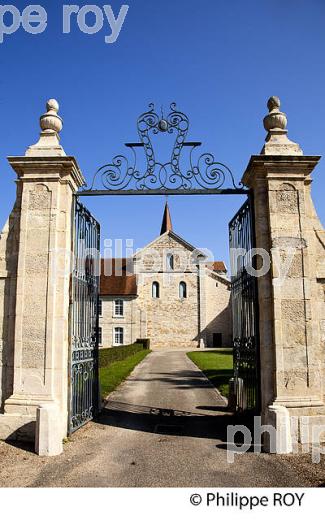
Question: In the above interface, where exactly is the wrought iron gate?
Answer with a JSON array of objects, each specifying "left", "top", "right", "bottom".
[
  {"left": 229, "top": 195, "right": 260, "bottom": 412},
  {"left": 69, "top": 199, "right": 101, "bottom": 434}
]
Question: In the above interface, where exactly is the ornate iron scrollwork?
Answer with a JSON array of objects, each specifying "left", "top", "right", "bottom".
[{"left": 85, "top": 103, "right": 241, "bottom": 193}]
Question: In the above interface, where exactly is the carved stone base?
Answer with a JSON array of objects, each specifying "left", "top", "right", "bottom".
[{"left": 263, "top": 404, "right": 293, "bottom": 454}]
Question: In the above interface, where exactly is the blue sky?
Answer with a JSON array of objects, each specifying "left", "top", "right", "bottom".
[{"left": 1, "top": 0, "right": 325, "bottom": 265}]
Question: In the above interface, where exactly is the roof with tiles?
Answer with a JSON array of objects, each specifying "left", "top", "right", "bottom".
[{"left": 100, "top": 258, "right": 137, "bottom": 297}]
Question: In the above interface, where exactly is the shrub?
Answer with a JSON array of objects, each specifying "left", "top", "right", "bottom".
[{"left": 99, "top": 341, "right": 148, "bottom": 368}]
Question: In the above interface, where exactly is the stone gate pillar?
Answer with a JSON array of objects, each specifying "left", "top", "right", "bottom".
[
  {"left": 242, "top": 97, "right": 325, "bottom": 452},
  {"left": 0, "top": 100, "right": 85, "bottom": 455}
]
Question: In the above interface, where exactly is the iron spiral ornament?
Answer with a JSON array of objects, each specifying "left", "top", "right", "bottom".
[{"left": 87, "top": 103, "right": 241, "bottom": 193}]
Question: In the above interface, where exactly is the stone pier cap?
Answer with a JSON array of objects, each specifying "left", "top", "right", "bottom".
[{"left": 242, "top": 155, "right": 322, "bottom": 186}]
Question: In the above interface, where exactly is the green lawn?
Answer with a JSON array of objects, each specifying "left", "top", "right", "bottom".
[
  {"left": 100, "top": 350, "right": 151, "bottom": 398},
  {"left": 187, "top": 350, "right": 234, "bottom": 398}
]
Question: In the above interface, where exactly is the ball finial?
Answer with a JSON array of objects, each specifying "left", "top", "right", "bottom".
[
  {"left": 267, "top": 96, "right": 281, "bottom": 112},
  {"left": 46, "top": 99, "right": 59, "bottom": 113},
  {"left": 261, "top": 96, "right": 303, "bottom": 155},
  {"left": 40, "top": 98, "right": 63, "bottom": 134},
  {"left": 263, "top": 95, "right": 287, "bottom": 132}
]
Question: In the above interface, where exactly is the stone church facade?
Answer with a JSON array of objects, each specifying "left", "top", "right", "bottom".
[{"left": 99, "top": 203, "right": 232, "bottom": 350}]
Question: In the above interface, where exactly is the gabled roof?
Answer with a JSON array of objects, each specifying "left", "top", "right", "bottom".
[
  {"left": 206, "top": 261, "right": 227, "bottom": 273},
  {"left": 100, "top": 258, "right": 137, "bottom": 297},
  {"left": 133, "top": 230, "right": 207, "bottom": 260}
]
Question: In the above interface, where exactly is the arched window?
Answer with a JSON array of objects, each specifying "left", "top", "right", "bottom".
[
  {"left": 166, "top": 254, "right": 174, "bottom": 271},
  {"left": 152, "top": 281, "right": 160, "bottom": 299},
  {"left": 179, "top": 281, "right": 187, "bottom": 299}
]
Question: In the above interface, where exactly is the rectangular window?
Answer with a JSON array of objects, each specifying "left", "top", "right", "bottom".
[
  {"left": 114, "top": 327, "right": 124, "bottom": 346},
  {"left": 114, "top": 299, "right": 124, "bottom": 317},
  {"left": 98, "top": 299, "right": 102, "bottom": 317},
  {"left": 98, "top": 327, "right": 102, "bottom": 346}
]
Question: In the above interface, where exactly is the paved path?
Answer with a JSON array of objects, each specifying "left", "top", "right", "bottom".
[{"left": 0, "top": 351, "right": 323, "bottom": 487}]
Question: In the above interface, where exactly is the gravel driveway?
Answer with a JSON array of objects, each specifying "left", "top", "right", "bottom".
[{"left": 0, "top": 351, "right": 324, "bottom": 487}]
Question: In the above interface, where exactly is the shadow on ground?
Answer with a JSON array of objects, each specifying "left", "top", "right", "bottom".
[
  {"left": 96, "top": 401, "right": 255, "bottom": 447},
  {"left": 123, "top": 368, "right": 233, "bottom": 391}
]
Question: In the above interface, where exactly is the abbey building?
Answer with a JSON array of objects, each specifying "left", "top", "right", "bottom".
[{"left": 99, "top": 203, "right": 232, "bottom": 350}]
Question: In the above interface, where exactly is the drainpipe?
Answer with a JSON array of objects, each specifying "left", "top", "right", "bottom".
[{"left": 197, "top": 261, "right": 206, "bottom": 348}]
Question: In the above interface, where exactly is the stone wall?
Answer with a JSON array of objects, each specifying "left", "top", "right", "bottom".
[
  {"left": 98, "top": 233, "right": 233, "bottom": 351},
  {"left": 204, "top": 271, "right": 232, "bottom": 348},
  {"left": 136, "top": 272, "right": 199, "bottom": 350},
  {"left": 0, "top": 198, "right": 20, "bottom": 413},
  {"left": 99, "top": 296, "right": 143, "bottom": 347},
  {"left": 135, "top": 233, "right": 200, "bottom": 350},
  {"left": 310, "top": 204, "right": 325, "bottom": 408}
]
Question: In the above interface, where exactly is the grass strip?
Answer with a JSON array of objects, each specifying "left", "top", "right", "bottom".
[
  {"left": 187, "top": 350, "right": 233, "bottom": 398},
  {"left": 100, "top": 350, "right": 151, "bottom": 398}
]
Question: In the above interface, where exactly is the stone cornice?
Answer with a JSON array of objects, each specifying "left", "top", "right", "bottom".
[
  {"left": 7, "top": 156, "right": 85, "bottom": 192},
  {"left": 242, "top": 155, "right": 321, "bottom": 187}
]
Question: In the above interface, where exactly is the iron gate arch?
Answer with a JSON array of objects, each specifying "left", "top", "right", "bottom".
[
  {"left": 68, "top": 102, "right": 260, "bottom": 434},
  {"left": 69, "top": 199, "right": 100, "bottom": 434}
]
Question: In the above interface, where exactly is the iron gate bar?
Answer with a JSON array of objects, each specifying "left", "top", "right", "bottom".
[
  {"left": 229, "top": 193, "right": 260, "bottom": 413},
  {"left": 68, "top": 199, "right": 101, "bottom": 434},
  {"left": 124, "top": 141, "right": 202, "bottom": 148},
  {"left": 77, "top": 188, "right": 248, "bottom": 197}
]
